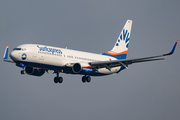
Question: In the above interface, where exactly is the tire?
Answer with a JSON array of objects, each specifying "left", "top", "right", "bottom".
[
  {"left": 58, "top": 77, "right": 63, "bottom": 83},
  {"left": 86, "top": 76, "right": 91, "bottom": 83},
  {"left": 82, "top": 76, "right": 86, "bottom": 83},
  {"left": 54, "top": 77, "right": 58, "bottom": 83},
  {"left": 21, "top": 70, "right": 25, "bottom": 74}
]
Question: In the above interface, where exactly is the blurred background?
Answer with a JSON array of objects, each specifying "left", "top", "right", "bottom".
[{"left": 0, "top": 0, "right": 180, "bottom": 120}]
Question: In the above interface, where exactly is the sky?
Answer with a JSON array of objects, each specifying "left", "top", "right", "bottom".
[{"left": 0, "top": 0, "right": 180, "bottom": 120}]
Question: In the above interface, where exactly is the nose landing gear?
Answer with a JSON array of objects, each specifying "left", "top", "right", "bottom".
[{"left": 20, "top": 69, "right": 25, "bottom": 74}]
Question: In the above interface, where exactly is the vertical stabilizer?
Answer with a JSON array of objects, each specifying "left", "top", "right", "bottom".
[{"left": 102, "top": 20, "right": 132, "bottom": 59}]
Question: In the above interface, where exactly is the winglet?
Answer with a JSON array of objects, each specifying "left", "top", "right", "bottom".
[
  {"left": 3, "top": 46, "right": 9, "bottom": 59},
  {"left": 164, "top": 40, "right": 178, "bottom": 56}
]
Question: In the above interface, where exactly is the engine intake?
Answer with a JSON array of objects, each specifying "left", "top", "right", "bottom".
[
  {"left": 72, "top": 63, "right": 92, "bottom": 74},
  {"left": 72, "top": 63, "right": 82, "bottom": 73},
  {"left": 25, "top": 67, "right": 45, "bottom": 76}
]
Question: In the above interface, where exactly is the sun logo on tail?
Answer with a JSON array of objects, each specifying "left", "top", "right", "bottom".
[{"left": 116, "top": 29, "right": 130, "bottom": 49}]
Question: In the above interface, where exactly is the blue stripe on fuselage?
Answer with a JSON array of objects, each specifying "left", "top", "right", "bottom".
[{"left": 14, "top": 61, "right": 108, "bottom": 76}]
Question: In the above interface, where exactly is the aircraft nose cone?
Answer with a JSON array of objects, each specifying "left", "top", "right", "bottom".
[
  {"left": 10, "top": 51, "right": 14, "bottom": 59},
  {"left": 10, "top": 51, "right": 17, "bottom": 61}
]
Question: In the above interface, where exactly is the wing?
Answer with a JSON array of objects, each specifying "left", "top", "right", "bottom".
[{"left": 89, "top": 40, "right": 178, "bottom": 70}]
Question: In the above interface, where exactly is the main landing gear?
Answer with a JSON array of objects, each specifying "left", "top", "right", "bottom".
[
  {"left": 53, "top": 73, "right": 91, "bottom": 84},
  {"left": 82, "top": 75, "right": 91, "bottom": 83},
  {"left": 54, "top": 72, "right": 63, "bottom": 84}
]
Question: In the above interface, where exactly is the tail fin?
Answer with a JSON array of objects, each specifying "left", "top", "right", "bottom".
[{"left": 102, "top": 20, "right": 132, "bottom": 59}]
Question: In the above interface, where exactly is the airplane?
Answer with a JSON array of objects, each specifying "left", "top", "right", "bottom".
[{"left": 3, "top": 20, "right": 178, "bottom": 84}]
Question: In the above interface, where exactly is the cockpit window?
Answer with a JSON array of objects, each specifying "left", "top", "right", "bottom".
[
  {"left": 13, "top": 48, "right": 21, "bottom": 50},
  {"left": 13, "top": 48, "right": 27, "bottom": 51}
]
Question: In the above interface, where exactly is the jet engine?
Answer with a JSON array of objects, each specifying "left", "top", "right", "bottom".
[
  {"left": 25, "top": 66, "right": 45, "bottom": 76},
  {"left": 72, "top": 63, "right": 92, "bottom": 74}
]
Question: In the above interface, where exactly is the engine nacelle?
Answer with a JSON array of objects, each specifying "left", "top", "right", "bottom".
[
  {"left": 72, "top": 63, "right": 92, "bottom": 74},
  {"left": 25, "top": 67, "right": 45, "bottom": 76}
]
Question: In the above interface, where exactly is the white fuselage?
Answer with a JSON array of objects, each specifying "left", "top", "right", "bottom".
[{"left": 10, "top": 44, "right": 121, "bottom": 76}]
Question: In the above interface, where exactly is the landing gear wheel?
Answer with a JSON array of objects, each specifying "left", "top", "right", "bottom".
[
  {"left": 82, "top": 76, "right": 86, "bottom": 83},
  {"left": 58, "top": 77, "right": 63, "bottom": 83},
  {"left": 54, "top": 77, "right": 58, "bottom": 83},
  {"left": 21, "top": 70, "right": 25, "bottom": 74},
  {"left": 53, "top": 72, "right": 63, "bottom": 84},
  {"left": 86, "top": 76, "right": 91, "bottom": 83},
  {"left": 82, "top": 76, "right": 91, "bottom": 83}
]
